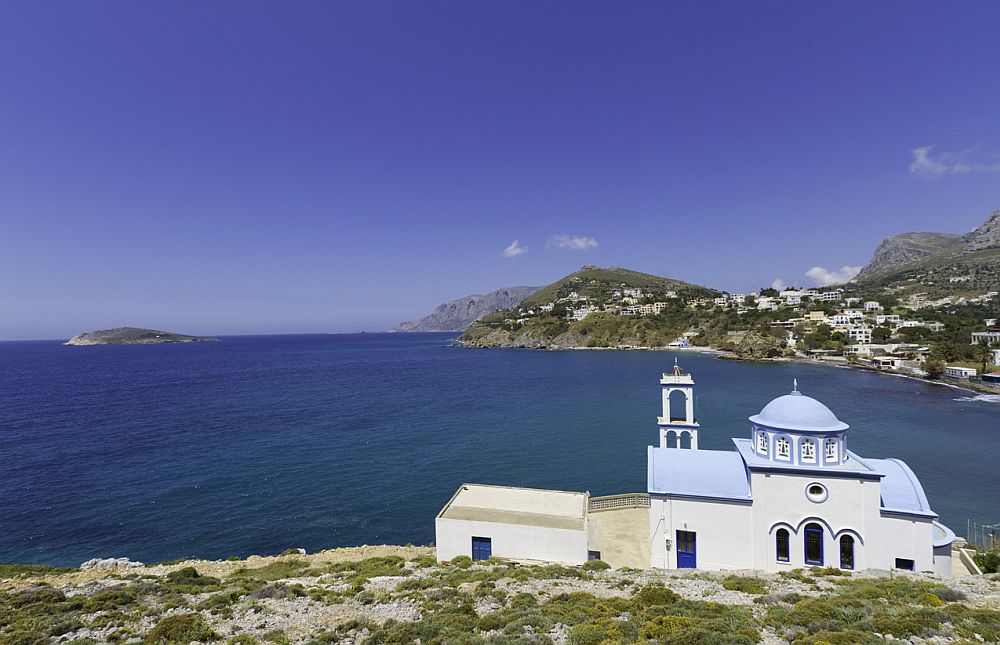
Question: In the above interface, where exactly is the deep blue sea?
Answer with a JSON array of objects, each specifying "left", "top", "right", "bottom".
[{"left": 0, "top": 333, "right": 997, "bottom": 567}]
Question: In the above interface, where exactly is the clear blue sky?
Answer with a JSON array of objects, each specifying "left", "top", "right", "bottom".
[{"left": 2, "top": 1, "right": 998, "bottom": 339}]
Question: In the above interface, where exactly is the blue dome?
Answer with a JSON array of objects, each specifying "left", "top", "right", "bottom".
[{"left": 748, "top": 391, "right": 849, "bottom": 432}]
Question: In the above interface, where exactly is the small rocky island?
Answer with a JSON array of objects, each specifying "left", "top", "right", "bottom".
[{"left": 64, "top": 327, "right": 218, "bottom": 346}]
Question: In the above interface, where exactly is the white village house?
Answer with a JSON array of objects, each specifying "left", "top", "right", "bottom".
[{"left": 436, "top": 363, "right": 955, "bottom": 575}]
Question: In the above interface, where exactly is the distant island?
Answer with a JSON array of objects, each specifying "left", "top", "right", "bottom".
[{"left": 64, "top": 327, "right": 218, "bottom": 346}]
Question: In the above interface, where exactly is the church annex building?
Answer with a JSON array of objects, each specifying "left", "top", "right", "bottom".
[{"left": 435, "top": 363, "right": 955, "bottom": 575}]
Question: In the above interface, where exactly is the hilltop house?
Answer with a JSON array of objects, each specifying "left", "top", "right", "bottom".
[{"left": 436, "top": 364, "right": 954, "bottom": 575}]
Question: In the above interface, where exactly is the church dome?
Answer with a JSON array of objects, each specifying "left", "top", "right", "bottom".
[{"left": 748, "top": 390, "right": 849, "bottom": 433}]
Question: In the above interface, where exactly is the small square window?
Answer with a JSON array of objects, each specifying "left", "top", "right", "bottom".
[
  {"left": 894, "top": 558, "right": 914, "bottom": 571},
  {"left": 588, "top": 550, "right": 601, "bottom": 561}
]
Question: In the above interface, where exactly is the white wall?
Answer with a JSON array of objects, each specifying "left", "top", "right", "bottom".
[
  {"left": 872, "top": 515, "right": 936, "bottom": 573},
  {"left": 750, "top": 471, "right": 879, "bottom": 572},
  {"left": 435, "top": 518, "right": 588, "bottom": 565},
  {"left": 650, "top": 472, "right": 940, "bottom": 574},
  {"left": 649, "top": 497, "right": 753, "bottom": 570}
]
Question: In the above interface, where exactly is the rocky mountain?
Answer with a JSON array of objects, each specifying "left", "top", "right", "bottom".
[
  {"left": 65, "top": 327, "right": 218, "bottom": 346},
  {"left": 856, "top": 232, "right": 961, "bottom": 279},
  {"left": 855, "top": 208, "right": 1000, "bottom": 279},
  {"left": 393, "top": 286, "right": 540, "bottom": 332},
  {"left": 962, "top": 208, "right": 1000, "bottom": 251}
]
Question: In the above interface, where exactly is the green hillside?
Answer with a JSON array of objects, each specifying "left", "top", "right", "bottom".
[
  {"left": 521, "top": 265, "right": 716, "bottom": 307},
  {"left": 461, "top": 265, "right": 721, "bottom": 349}
]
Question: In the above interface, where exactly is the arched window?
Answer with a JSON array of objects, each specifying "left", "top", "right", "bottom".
[
  {"left": 776, "top": 436, "right": 790, "bottom": 460},
  {"left": 801, "top": 439, "right": 816, "bottom": 463},
  {"left": 804, "top": 523, "right": 823, "bottom": 566},
  {"left": 679, "top": 431, "right": 692, "bottom": 449},
  {"left": 776, "top": 528, "right": 790, "bottom": 562},
  {"left": 757, "top": 431, "right": 768, "bottom": 454},
  {"left": 840, "top": 535, "right": 854, "bottom": 570},
  {"left": 825, "top": 439, "right": 838, "bottom": 461}
]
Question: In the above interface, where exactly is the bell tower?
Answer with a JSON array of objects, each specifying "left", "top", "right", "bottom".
[{"left": 657, "top": 359, "right": 699, "bottom": 449}]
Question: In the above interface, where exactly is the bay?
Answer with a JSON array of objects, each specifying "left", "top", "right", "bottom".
[{"left": 0, "top": 332, "right": 996, "bottom": 567}]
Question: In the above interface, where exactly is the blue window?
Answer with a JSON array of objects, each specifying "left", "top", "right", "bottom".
[
  {"left": 840, "top": 535, "right": 854, "bottom": 570},
  {"left": 776, "top": 528, "right": 790, "bottom": 562},
  {"left": 472, "top": 536, "right": 492, "bottom": 561},
  {"left": 804, "top": 523, "right": 823, "bottom": 566}
]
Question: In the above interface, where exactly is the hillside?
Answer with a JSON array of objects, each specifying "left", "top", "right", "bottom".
[
  {"left": 461, "top": 266, "right": 719, "bottom": 349},
  {"left": 2, "top": 547, "right": 997, "bottom": 644},
  {"left": 851, "top": 209, "right": 1000, "bottom": 301},
  {"left": 64, "top": 327, "right": 218, "bottom": 346},
  {"left": 520, "top": 265, "right": 711, "bottom": 307},
  {"left": 855, "top": 233, "right": 962, "bottom": 279},
  {"left": 393, "top": 286, "right": 540, "bottom": 332}
]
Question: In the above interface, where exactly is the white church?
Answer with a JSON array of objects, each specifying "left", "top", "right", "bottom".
[{"left": 436, "top": 362, "right": 955, "bottom": 575}]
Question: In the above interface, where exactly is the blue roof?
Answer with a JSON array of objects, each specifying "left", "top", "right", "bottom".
[
  {"left": 647, "top": 446, "right": 751, "bottom": 501},
  {"left": 748, "top": 391, "right": 849, "bottom": 433},
  {"left": 864, "top": 457, "right": 936, "bottom": 518}
]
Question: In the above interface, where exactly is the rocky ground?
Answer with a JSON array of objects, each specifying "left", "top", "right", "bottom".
[{"left": 3, "top": 546, "right": 1000, "bottom": 644}]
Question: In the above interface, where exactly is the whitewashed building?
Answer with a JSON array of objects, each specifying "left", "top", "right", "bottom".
[
  {"left": 650, "top": 368, "right": 953, "bottom": 574},
  {"left": 436, "top": 364, "right": 954, "bottom": 575}
]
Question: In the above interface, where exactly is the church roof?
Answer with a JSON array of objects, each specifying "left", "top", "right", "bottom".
[
  {"left": 863, "top": 457, "right": 937, "bottom": 518},
  {"left": 733, "top": 439, "right": 880, "bottom": 477},
  {"left": 647, "top": 446, "right": 751, "bottom": 501},
  {"left": 748, "top": 390, "right": 849, "bottom": 433}
]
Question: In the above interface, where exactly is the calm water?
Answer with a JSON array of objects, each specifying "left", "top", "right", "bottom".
[{"left": 0, "top": 333, "right": 996, "bottom": 567}]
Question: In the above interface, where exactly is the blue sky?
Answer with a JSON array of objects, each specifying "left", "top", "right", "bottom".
[{"left": 2, "top": 1, "right": 999, "bottom": 339}]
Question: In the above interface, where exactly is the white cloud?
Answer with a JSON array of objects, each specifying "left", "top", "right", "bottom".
[
  {"left": 549, "top": 234, "right": 598, "bottom": 250},
  {"left": 805, "top": 265, "right": 862, "bottom": 287},
  {"left": 909, "top": 145, "right": 1000, "bottom": 179},
  {"left": 771, "top": 278, "right": 787, "bottom": 291},
  {"left": 502, "top": 239, "right": 528, "bottom": 258}
]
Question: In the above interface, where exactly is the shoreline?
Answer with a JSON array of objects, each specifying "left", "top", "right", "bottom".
[{"left": 456, "top": 340, "right": 999, "bottom": 399}]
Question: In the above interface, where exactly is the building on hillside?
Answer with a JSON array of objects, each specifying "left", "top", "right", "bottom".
[
  {"left": 944, "top": 366, "right": 977, "bottom": 379},
  {"left": 435, "top": 363, "right": 954, "bottom": 574},
  {"left": 972, "top": 331, "right": 1000, "bottom": 345},
  {"left": 864, "top": 301, "right": 883, "bottom": 312},
  {"left": 818, "top": 290, "right": 844, "bottom": 302}
]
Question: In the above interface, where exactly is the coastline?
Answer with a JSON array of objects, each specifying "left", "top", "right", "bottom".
[{"left": 456, "top": 339, "right": 999, "bottom": 398}]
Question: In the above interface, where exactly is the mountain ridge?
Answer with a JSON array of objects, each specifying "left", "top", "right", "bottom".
[{"left": 393, "top": 286, "right": 541, "bottom": 332}]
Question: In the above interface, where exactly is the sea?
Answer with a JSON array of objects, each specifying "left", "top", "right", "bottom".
[{"left": 0, "top": 333, "right": 997, "bottom": 567}]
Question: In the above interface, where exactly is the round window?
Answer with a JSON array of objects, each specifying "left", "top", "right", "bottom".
[{"left": 806, "top": 483, "right": 828, "bottom": 503}]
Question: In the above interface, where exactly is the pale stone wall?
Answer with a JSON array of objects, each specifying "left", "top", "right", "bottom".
[{"left": 587, "top": 507, "right": 650, "bottom": 569}]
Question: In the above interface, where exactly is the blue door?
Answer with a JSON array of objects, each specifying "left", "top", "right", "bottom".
[
  {"left": 676, "top": 530, "right": 696, "bottom": 568},
  {"left": 472, "top": 536, "right": 492, "bottom": 561}
]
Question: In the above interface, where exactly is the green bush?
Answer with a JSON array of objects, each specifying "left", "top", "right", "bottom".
[
  {"left": 722, "top": 575, "right": 768, "bottom": 594},
  {"left": 0, "top": 564, "right": 76, "bottom": 580},
  {"left": 580, "top": 559, "right": 611, "bottom": 572},
  {"left": 411, "top": 554, "right": 437, "bottom": 568},
  {"left": 916, "top": 592, "right": 944, "bottom": 607},
  {"left": 973, "top": 551, "right": 1000, "bottom": 573},
  {"left": 230, "top": 560, "right": 312, "bottom": 581},
  {"left": 632, "top": 584, "right": 680, "bottom": 607},
  {"left": 812, "top": 566, "right": 850, "bottom": 577},
  {"left": 144, "top": 613, "right": 219, "bottom": 644},
  {"left": 449, "top": 556, "right": 473, "bottom": 568}
]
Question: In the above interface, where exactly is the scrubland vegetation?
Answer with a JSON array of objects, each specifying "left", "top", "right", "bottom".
[{"left": 2, "top": 548, "right": 998, "bottom": 644}]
